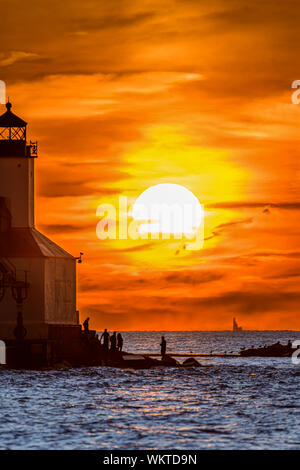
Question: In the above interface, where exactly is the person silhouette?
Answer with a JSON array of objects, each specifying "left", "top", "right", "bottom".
[
  {"left": 110, "top": 331, "right": 117, "bottom": 352},
  {"left": 83, "top": 317, "right": 90, "bottom": 333},
  {"left": 117, "top": 332, "right": 123, "bottom": 352},
  {"left": 100, "top": 328, "right": 110, "bottom": 352},
  {"left": 160, "top": 336, "right": 166, "bottom": 359}
]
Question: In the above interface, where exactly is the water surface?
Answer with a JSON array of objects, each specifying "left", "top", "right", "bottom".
[{"left": 0, "top": 331, "right": 299, "bottom": 449}]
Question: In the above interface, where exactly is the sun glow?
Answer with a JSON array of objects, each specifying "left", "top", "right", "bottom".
[{"left": 132, "top": 183, "right": 203, "bottom": 235}]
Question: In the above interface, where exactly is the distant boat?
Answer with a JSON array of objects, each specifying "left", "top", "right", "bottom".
[{"left": 233, "top": 317, "right": 243, "bottom": 331}]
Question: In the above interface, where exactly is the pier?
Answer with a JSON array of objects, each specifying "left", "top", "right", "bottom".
[{"left": 143, "top": 352, "right": 240, "bottom": 358}]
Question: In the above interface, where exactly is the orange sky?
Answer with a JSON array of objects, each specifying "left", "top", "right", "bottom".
[{"left": 1, "top": 0, "right": 300, "bottom": 330}]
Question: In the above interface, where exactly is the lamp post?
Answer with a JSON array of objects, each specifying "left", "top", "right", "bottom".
[{"left": 11, "top": 272, "right": 29, "bottom": 341}]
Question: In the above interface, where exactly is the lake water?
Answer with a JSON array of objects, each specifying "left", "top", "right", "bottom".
[{"left": 0, "top": 331, "right": 299, "bottom": 449}]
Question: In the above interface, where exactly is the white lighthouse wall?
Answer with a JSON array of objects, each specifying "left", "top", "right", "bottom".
[
  {"left": 0, "top": 257, "right": 46, "bottom": 340},
  {"left": 0, "top": 157, "right": 34, "bottom": 228},
  {"left": 44, "top": 257, "right": 77, "bottom": 325}
]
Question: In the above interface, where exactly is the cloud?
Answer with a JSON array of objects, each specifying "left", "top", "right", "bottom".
[
  {"left": 0, "top": 51, "right": 39, "bottom": 66},
  {"left": 39, "top": 223, "right": 95, "bottom": 234},
  {"left": 38, "top": 180, "right": 121, "bottom": 198},
  {"left": 267, "top": 271, "right": 300, "bottom": 280},
  {"left": 208, "top": 202, "right": 300, "bottom": 210},
  {"left": 163, "top": 270, "right": 224, "bottom": 285},
  {"left": 38, "top": 181, "right": 96, "bottom": 198},
  {"left": 79, "top": 267, "right": 224, "bottom": 293},
  {"left": 204, "top": 217, "right": 253, "bottom": 241},
  {"left": 179, "top": 290, "right": 300, "bottom": 315},
  {"left": 81, "top": 289, "right": 300, "bottom": 330},
  {"left": 250, "top": 251, "right": 300, "bottom": 259},
  {"left": 70, "top": 12, "right": 156, "bottom": 33}
]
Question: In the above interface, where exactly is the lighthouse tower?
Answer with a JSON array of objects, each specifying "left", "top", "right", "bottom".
[{"left": 0, "top": 102, "right": 79, "bottom": 341}]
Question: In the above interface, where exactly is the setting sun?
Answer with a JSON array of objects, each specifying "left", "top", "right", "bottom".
[{"left": 132, "top": 183, "right": 203, "bottom": 235}]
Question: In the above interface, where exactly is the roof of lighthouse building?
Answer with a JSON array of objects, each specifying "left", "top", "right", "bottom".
[
  {"left": 0, "top": 102, "right": 27, "bottom": 127},
  {"left": 0, "top": 227, "right": 75, "bottom": 259}
]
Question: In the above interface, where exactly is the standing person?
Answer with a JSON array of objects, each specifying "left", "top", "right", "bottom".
[
  {"left": 110, "top": 331, "right": 117, "bottom": 352},
  {"left": 160, "top": 336, "right": 166, "bottom": 359},
  {"left": 83, "top": 317, "right": 90, "bottom": 333},
  {"left": 100, "top": 328, "right": 110, "bottom": 352},
  {"left": 117, "top": 332, "right": 123, "bottom": 352}
]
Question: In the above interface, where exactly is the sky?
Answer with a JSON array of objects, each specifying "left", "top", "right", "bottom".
[{"left": 0, "top": 0, "right": 299, "bottom": 330}]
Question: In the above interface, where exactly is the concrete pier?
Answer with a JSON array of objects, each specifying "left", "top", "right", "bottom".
[{"left": 143, "top": 352, "right": 240, "bottom": 358}]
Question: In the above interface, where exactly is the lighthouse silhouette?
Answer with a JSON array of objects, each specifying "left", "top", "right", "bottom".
[{"left": 0, "top": 102, "right": 80, "bottom": 345}]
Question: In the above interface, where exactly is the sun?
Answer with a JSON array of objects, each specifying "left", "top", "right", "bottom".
[{"left": 132, "top": 183, "right": 203, "bottom": 236}]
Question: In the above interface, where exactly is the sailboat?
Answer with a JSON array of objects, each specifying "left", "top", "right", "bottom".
[{"left": 233, "top": 317, "right": 243, "bottom": 331}]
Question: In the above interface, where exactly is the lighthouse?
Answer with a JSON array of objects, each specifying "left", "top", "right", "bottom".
[{"left": 0, "top": 102, "right": 79, "bottom": 343}]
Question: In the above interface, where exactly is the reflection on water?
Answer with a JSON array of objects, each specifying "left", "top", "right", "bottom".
[{"left": 0, "top": 331, "right": 299, "bottom": 449}]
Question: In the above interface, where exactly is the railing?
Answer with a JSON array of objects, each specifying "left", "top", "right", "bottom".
[{"left": 26, "top": 141, "right": 38, "bottom": 157}]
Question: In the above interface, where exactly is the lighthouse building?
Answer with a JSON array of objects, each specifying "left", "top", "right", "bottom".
[{"left": 0, "top": 102, "right": 79, "bottom": 341}]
